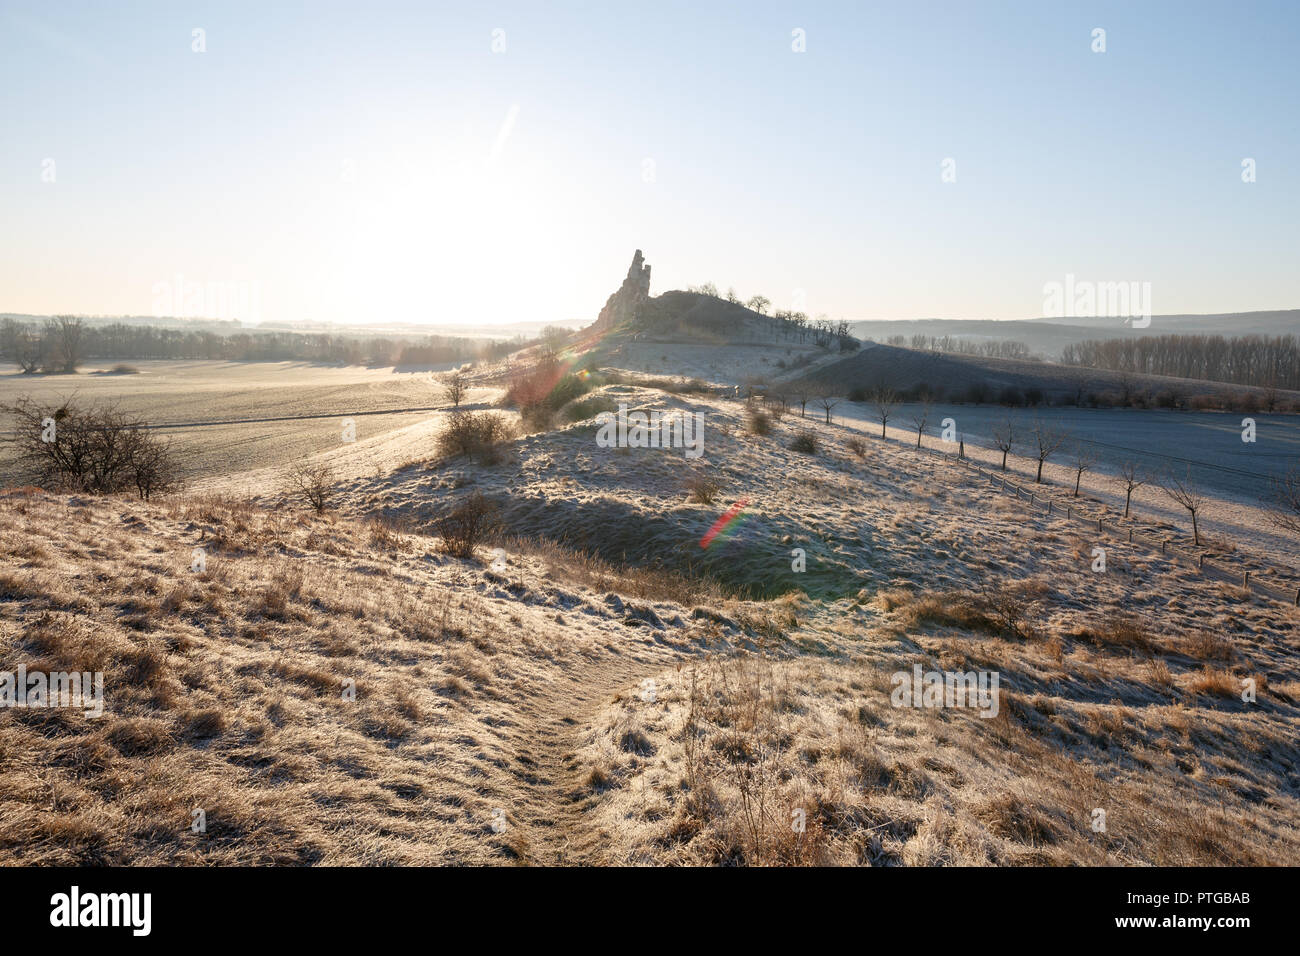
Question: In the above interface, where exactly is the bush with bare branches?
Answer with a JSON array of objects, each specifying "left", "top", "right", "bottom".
[
  {"left": 436, "top": 491, "right": 499, "bottom": 558},
  {"left": 1, "top": 397, "right": 181, "bottom": 499},
  {"left": 436, "top": 411, "right": 514, "bottom": 464},
  {"left": 790, "top": 430, "right": 819, "bottom": 455},
  {"left": 282, "top": 461, "right": 335, "bottom": 514},
  {"left": 685, "top": 470, "right": 724, "bottom": 504}
]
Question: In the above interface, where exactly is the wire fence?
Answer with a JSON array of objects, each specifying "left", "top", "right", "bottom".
[{"left": 933, "top": 449, "right": 1300, "bottom": 608}]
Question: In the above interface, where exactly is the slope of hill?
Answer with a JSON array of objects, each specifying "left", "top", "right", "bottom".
[
  {"left": 4, "top": 385, "right": 1299, "bottom": 865},
  {"left": 572, "top": 290, "right": 851, "bottom": 386}
]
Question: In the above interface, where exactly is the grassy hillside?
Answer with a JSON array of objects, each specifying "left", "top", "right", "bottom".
[
  {"left": 800, "top": 343, "right": 1299, "bottom": 408},
  {"left": 3, "top": 384, "right": 1298, "bottom": 865}
]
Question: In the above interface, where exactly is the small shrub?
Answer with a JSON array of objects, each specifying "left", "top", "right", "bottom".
[
  {"left": 282, "top": 462, "right": 335, "bottom": 514},
  {"left": 685, "top": 470, "right": 723, "bottom": 504},
  {"left": 846, "top": 437, "right": 867, "bottom": 459},
  {"left": 746, "top": 408, "right": 772, "bottom": 436},
  {"left": 436, "top": 411, "right": 513, "bottom": 463},
  {"left": 1188, "top": 666, "right": 1239, "bottom": 698},
  {"left": 563, "top": 394, "right": 618, "bottom": 422},
  {"left": 519, "top": 402, "right": 555, "bottom": 433},
  {"left": 790, "top": 431, "right": 819, "bottom": 455},
  {"left": 1088, "top": 614, "right": 1157, "bottom": 654},
  {"left": 436, "top": 491, "right": 499, "bottom": 559},
  {"left": 1184, "top": 630, "right": 1235, "bottom": 662}
]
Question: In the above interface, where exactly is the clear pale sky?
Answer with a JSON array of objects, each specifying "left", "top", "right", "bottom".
[{"left": 2, "top": 0, "right": 1297, "bottom": 327}]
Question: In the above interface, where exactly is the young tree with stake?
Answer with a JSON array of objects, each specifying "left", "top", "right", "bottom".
[
  {"left": 1117, "top": 460, "right": 1149, "bottom": 518},
  {"left": 1030, "top": 419, "right": 1068, "bottom": 483}
]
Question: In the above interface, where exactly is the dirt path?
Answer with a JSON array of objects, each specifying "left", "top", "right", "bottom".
[{"left": 501, "top": 653, "right": 671, "bottom": 866}]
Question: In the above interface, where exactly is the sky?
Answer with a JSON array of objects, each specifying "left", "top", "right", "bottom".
[{"left": 1, "top": 0, "right": 1297, "bottom": 327}]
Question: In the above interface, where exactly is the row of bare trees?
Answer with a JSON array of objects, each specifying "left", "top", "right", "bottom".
[
  {"left": 985, "top": 412, "right": 1222, "bottom": 543},
  {"left": 754, "top": 381, "right": 1295, "bottom": 549},
  {"left": 881, "top": 333, "right": 1035, "bottom": 361},
  {"left": 0, "top": 316, "right": 525, "bottom": 370},
  {"left": 682, "top": 284, "right": 858, "bottom": 351},
  {"left": 1061, "top": 333, "right": 1300, "bottom": 391},
  {"left": 0, "top": 317, "right": 86, "bottom": 373}
]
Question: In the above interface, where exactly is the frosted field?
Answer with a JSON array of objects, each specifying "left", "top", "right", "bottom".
[
  {"left": 0, "top": 361, "right": 478, "bottom": 485},
  {"left": 2, "top": 361, "right": 1295, "bottom": 569},
  {"left": 837, "top": 402, "right": 1299, "bottom": 505}
]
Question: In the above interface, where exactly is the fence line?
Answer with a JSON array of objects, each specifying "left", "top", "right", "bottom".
[{"left": 930, "top": 448, "right": 1300, "bottom": 607}]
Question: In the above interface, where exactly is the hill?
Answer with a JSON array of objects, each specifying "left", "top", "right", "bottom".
[
  {"left": 799, "top": 342, "right": 1298, "bottom": 407},
  {"left": 574, "top": 290, "right": 850, "bottom": 386},
  {"left": 4, "top": 386, "right": 1298, "bottom": 865}
]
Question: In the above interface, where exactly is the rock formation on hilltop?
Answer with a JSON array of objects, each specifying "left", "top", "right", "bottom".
[{"left": 592, "top": 249, "right": 651, "bottom": 331}]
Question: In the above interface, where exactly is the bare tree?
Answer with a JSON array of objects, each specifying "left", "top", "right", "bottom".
[
  {"left": 816, "top": 389, "right": 840, "bottom": 424},
  {"left": 539, "top": 325, "right": 570, "bottom": 355},
  {"left": 1070, "top": 443, "right": 1096, "bottom": 497},
  {"left": 283, "top": 461, "right": 336, "bottom": 515},
  {"left": 992, "top": 414, "right": 1015, "bottom": 470},
  {"left": 746, "top": 295, "right": 771, "bottom": 316},
  {"left": 909, "top": 402, "right": 931, "bottom": 448},
  {"left": 1162, "top": 467, "right": 1207, "bottom": 546},
  {"left": 0, "top": 319, "right": 43, "bottom": 373},
  {"left": 45, "top": 316, "right": 84, "bottom": 373},
  {"left": 792, "top": 386, "right": 810, "bottom": 419},
  {"left": 441, "top": 369, "right": 468, "bottom": 408},
  {"left": 1030, "top": 419, "right": 1068, "bottom": 483},
  {"left": 1266, "top": 464, "right": 1300, "bottom": 535},
  {"left": 872, "top": 385, "right": 898, "bottom": 439},
  {"left": 1117, "top": 460, "right": 1149, "bottom": 517}
]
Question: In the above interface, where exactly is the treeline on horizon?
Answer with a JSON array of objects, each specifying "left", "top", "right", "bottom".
[
  {"left": 877, "top": 334, "right": 1035, "bottom": 360},
  {"left": 875, "top": 331, "right": 1297, "bottom": 392},
  {"left": 0, "top": 316, "right": 535, "bottom": 371},
  {"left": 1060, "top": 334, "right": 1299, "bottom": 391}
]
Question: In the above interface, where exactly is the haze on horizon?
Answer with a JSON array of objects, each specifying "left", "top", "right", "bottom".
[{"left": 2, "top": 0, "right": 1297, "bottom": 328}]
